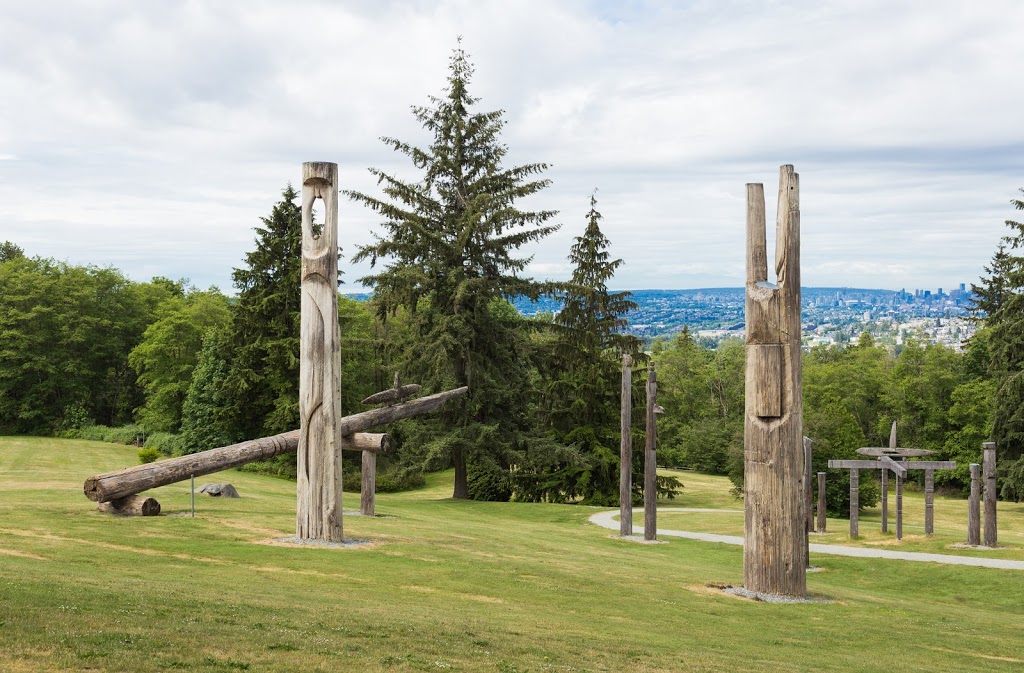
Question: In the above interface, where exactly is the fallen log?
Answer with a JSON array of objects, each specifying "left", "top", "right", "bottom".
[
  {"left": 97, "top": 495, "right": 161, "bottom": 516},
  {"left": 84, "top": 386, "right": 467, "bottom": 503}
]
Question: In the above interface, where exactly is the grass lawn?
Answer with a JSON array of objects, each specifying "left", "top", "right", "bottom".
[{"left": 1, "top": 437, "right": 1023, "bottom": 672}]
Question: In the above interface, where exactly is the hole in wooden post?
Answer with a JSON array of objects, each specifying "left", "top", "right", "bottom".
[{"left": 310, "top": 197, "right": 325, "bottom": 240}]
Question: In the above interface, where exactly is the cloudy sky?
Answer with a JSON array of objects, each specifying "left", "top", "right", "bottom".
[{"left": 1, "top": 0, "right": 1022, "bottom": 293}]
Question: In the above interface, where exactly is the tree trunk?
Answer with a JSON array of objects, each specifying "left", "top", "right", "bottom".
[
  {"left": 84, "top": 388, "right": 464, "bottom": 503},
  {"left": 743, "top": 166, "right": 806, "bottom": 597},
  {"left": 452, "top": 445, "right": 468, "bottom": 499},
  {"left": 97, "top": 495, "right": 161, "bottom": 517}
]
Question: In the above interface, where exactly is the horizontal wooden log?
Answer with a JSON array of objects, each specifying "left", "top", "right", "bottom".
[
  {"left": 97, "top": 495, "right": 161, "bottom": 516},
  {"left": 828, "top": 460, "right": 955, "bottom": 471},
  {"left": 361, "top": 384, "right": 422, "bottom": 405},
  {"left": 856, "top": 447, "right": 934, "bottom": 458},
  {"left": 879, "top": 456, "right": 908, "bottom": 478},
  {"left": 84, "top": 387, "right": 467, "bottom": 503}
]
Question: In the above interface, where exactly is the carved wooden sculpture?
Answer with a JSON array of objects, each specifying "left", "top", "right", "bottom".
[
  {"left": 620, "top": 354, "right": 633, "bottom": 536},
  {"left": 983, "top": 442, "right": 997, "bottom": 546},
  {"left": 743, "top": 165, "right": 806, "bottom": 597},
  {"left": 644, "top": 364, "right": 658, "bottom": 541},
  {"left": 968, "top": 463, "right": 981, "bottom": 546},
  {"left": 297, "top": 161, "right": 343, "bottom": 541}
]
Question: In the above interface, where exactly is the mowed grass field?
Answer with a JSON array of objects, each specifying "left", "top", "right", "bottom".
[{"left": 2, "top": 437, "right": 1024, "bottom": 672}]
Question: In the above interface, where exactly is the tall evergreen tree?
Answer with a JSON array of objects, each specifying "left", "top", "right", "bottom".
[
  {"left": 985, "top": 189, "right": 1024, "bottom": 460},
  {"left": 220, "top": 185, "right": 305, "bottom": 440},
  {"left": 348, "top": 44, "right": 559, "bottom": 498},
  {"left": 545, "top": 195, "right": 642, "bottom": 503}
]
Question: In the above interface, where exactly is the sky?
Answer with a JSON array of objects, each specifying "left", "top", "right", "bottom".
[{"left": 1, "top": 0, "right": 1022, "bottom": 294}]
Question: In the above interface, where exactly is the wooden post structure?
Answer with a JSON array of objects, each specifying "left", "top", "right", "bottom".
[
  {"left": 849, "top": 468, "right": 859, "bottom": 538},
  {"left": 983, "top": 442, "right": 997, "bottom": 547},
  {"left": 360, "top": 450, "right": 376, "bottom": 517},
  {"left": 804, "top": 436, "right": 813, "bottom": 567},
  {"left": 297, "top": 161, "right": 343, "bottom": 542},
  {"left": 644, "top": 364, "right": 658, "bottom": 541},
  {"left": 816, "top": 472, "right": 826, "bottom": 533},
  {"left": 924, "top": 469, "right": 935, "bottom": 535},
  {"left": 880, "top": 421, "right": 895, "bottom": 533},
  {"left": 968, "top": 463, "right": 981, "bottom": 546},
  {"left": 620, "top": 354, "right": 633, "bottom": 536},
  {"left": 895, "top": 473, "right": 903, "bottom": 540},
  {"left": 743, "top": 165, "right": 806, "bottom": 597}
]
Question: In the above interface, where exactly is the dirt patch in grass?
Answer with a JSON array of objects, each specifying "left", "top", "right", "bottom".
[{"left": 0, "top": 548, "right": 48, "bottom": 561}]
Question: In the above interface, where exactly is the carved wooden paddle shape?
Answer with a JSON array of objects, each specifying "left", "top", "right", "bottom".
[{"left": 743, "top": 165, "right": 806, "bottom": 597}]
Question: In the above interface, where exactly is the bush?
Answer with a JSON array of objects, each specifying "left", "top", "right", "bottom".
[
  {"left": 143, "top": 432, "right": 187, "bottom": 456},
  {"left": 376, "top": 466, "right": 426, "bottom": 493},
  {"left": 103, "top": 424, "right": 147, "bottom": 446},
  {"left": 61, "top": 424, "right": 111, "bottom": 441},
  {"left": 138, "top": 447, "right": 161, "bottom": 464},
  {"left": 466, "top": 460, "right": 512, "bottom": 502}
]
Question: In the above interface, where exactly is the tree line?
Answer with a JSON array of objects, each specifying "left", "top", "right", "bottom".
[{"left": 1, "top": 46, "right": 1022, "bottom": 507}]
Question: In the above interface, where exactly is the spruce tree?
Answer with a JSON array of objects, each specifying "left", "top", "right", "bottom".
[
  {"left": 220, "top": 185, "right": 305, "bottom": 440},
  {"left": 985, "top": 189, "right": 1024, "bottom": 461},
  {"left": 547, "top": 194, "right": 643, "bottom": 504},
  {"left": 348, "top": 44, "right": 558, "bottom": 498}
]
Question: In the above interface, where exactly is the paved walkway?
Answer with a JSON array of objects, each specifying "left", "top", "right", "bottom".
[{"left": 590, "top": 508, "right": 1024, "bottom": 571}]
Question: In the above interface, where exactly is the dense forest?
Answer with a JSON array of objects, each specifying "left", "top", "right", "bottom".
[{"left": 2, "top": 49, "right": 1023, "bottom": 509}]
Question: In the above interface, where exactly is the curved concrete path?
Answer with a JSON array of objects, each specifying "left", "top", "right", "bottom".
[{"left": 590, "top": 508, "right": 1024, "bottom": 571}]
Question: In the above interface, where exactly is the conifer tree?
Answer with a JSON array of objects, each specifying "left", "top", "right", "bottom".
[
  {"left": 547, "top": 194, "right": 643, "bottom": 504},
  {"left": 348, "top": 44, "right": 558, "bottom": 498},
  {"left": 220, "top": 185, "right": 305, "bottom": 440}
]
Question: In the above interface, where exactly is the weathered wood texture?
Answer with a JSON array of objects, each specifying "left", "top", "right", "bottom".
[
  {"left": 743, "top": 166, "right": 806, "bottom": 597},
  {"left": 881, "top": 468, "right": 889, "bottom": 533},
  {"left": 983, "top": 442, "right": 997, "bottom": 547},
  {"left": 97, "top": 495, "right": 161, "bottom": 517},
  {"left": 895, "top": 474, "right": 904, "bottom": 540},
  {"left": 827, "top": 460, "right": 954, "bottom": 470},
  {"left": 968, "top": 463, "right": 981, "bottom": 546},
  {"left": 924, "top": 469, "right": 935, "bottom": 535},
  {"left": 644, "top": 365, "right": 658, "bottom": 541},
  {"left": 816, "top": 472, "right": 826, "bottom": 533},
  {"left": 297, "top": 161, "right": 343, "bottom": 541},
  {"left": 83, "top": 389, "right": 464, "bottom": 503},
  {"left": 849, "top": 468, "right": 859, "bottom": 538},
  {"left": 620, "top": 354, "right": 633, "bottom": 536},
  {"left": 361, "top": 384, "right": 422, "bottom": 406},
  {"left": 804, "top": 436, "right": 813, "bottom": 568},
  {"left": 361, "top": 450, "right": 377, "bottom": 517}
]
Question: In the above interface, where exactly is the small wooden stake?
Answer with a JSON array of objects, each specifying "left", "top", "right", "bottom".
[
  {"left": 924, "top": 469, "right": 934, "bottom": 535},
  {"left": 895, "top": 473, "right": 903, "bottom": 540},
  {"left": 983, "top": 442, "right": 997, "bottom": 547},
  {"left": 644, "top": 364, "right": 657, "bottom": 541},
  {"left": 619, "top": 354, "right": 633, "bottom": 537},
  {"left": 360, "top": 450, "right": 376, "bottom": 517},
  {"left": 880, "top": 468, "right": 888, "bottom": 534},
  {"left": 816, "top": 472, "right": 826, "bottom": 533},
  {"left": 968, "top": 463, "right": 981, "bottom": 546},
  {"left": 849, "top": 468, "right": 859, "bottom": 539}
]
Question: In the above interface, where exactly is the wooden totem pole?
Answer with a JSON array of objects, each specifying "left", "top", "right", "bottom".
[
  {"left": 297, "top": 161, "right": 344, "bottom": 541},
  {"left": 620, "top": 354, "right": 633, "bottom": 536},
  {"left": 743, "top": 165, "right": 806, "bottom": 597}
]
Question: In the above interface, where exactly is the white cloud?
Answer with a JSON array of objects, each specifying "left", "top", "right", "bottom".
[{"left": 0, "top": 0, "right": 1021, "bottom": 293}]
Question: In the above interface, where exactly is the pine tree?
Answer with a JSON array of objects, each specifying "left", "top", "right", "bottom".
[
  {"left": 220, "top": 185, "right": 305, "bottom": 440},
  {"left": 546, "top": 194, "right": 643, "bottom": 504},
  {"left": 986, "top": 189, "right": 1024, "bottom": 461},
  {"left": 348, "top": 44, "right": 559, "bottom": 498}
]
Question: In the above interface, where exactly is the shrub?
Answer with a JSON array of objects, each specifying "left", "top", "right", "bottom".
[
  {"left": 143, "top": 432, "right": 187, "bottom": 456},
  {"left": 376, "top": 466, "right": 426, "bottom": 493},
  {"left": 466, "top": 461, "right": 512, "bottom": 502},
  {"left": 103, "top": 424, "right": 147, "bottom": 446},
  {"left": 138, "top": 447, "right": 161, "bottom": 464}
]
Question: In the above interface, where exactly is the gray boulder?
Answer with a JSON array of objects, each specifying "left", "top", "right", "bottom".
[{"left": 196, "top": 483, "right": 240, "bottom": 498}]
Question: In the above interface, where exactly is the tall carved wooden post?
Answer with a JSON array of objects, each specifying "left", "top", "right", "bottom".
[
  {"left": 644, "top": 364, "right": 658, "bottom": 541},
  {"left": 619, "top": 354, "right": 633, "bottom": 537},
  {"left": 297, "top": 161, "right": 343, "bottom": 542},
  {"left": 924, "top": 469, "right": 935, "bottom": 535},
  {"left": 743, "top": 165, "right": 806, "bottom": 597},
  {"left": 849, "top": 468, "right": 859, "bottom": 538},
  {"left": 968, "top": 463, "right": 981, "bottom": 546},
  {"left": 983, "top": 442, "right": 997, "bottom": 547},
  {"left": 881, "top": 421, "right": 895, "bottom": 533},
  {"left": 895, "top": 473, "right": 904, "bottom": 540}
]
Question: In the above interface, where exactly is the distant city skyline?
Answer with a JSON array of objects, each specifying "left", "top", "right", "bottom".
[{"left": 2, "top": 2, "right": 1022, "bottom": 293}]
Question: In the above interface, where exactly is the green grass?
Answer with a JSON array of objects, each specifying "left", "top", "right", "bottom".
[{"left": 1, "top": 437, "right": 1023, "bottom": 672}]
